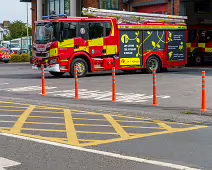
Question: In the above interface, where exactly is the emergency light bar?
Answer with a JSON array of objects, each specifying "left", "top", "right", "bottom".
[{"left": 42, "top": 14, "right": 67, "bottom": 20}]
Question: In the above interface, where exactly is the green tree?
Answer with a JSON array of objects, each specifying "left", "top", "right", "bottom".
[{"left": 4, "top": 20, "right": 32, "bottom": 40}]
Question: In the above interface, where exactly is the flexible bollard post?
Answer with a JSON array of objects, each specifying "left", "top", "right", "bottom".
[
  {"left": 201, "top": 71, "right": 207, "bottom": 112},
  {"left": 75, "top": 66, "right": 79, "bottom": 100},
  {"left": 112, "top": 67, "right": 116, "bottom": 102},
  {"left": 41, "top": 64, "right": 47, "bottom": 96},
  {"left": 152, "top": 69, "right": 158, "bottom": 106}
]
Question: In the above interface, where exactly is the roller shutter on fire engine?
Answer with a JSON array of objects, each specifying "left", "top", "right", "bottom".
[
  {"left": 120, "top": 30, "right": 143, "bottom": 67},
  {"left": 167, "top": 30, "right": 186, "bottom": 61}
]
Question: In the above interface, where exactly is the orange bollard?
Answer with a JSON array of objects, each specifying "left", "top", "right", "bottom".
[
  {"left": 41, "top": 64, "right": 47, "bottom": 96},
  {"left": 112, "top": 67, "right": 116, "bottom": 102},
  {"left": 74, "top": 66, "right": 79, "bottom": 100},
  {"left": 201, "top": 71, "right": 207, "bottom": 112},
  {"left": 152, "top": 69, "right": 158, "bottom": 106}
]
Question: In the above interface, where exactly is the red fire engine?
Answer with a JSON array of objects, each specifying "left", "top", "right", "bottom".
[
  {"left": 32, "top": 7, "right": 188, "bottom": 77},
  {"left": 187, "top": 23, "right": 212, "bottom": 66}
]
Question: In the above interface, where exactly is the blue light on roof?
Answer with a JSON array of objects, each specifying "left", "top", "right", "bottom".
[
  {"left": 42, "top": 16, "right": 50, "bottom": 20},
  {"left": 41, "top": 14, "right": 67, "bottom": 20},
  {"left": 58, "top": 14, "right": 67, "bottom": 18}
]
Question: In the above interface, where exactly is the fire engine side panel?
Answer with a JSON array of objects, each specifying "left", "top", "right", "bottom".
[
  {"left": 117, "top": 24, "right": 187, "bottom": 70},
  {"left": 142, "top": 30, "right": 166, "bottom": 68},
  {"left": 118, "top": 29, "right": 143, "bottom": 68}
]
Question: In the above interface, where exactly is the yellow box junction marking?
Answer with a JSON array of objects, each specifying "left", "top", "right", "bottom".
[
  {"left": 64, "top": 109, "right": 79, "bottom": 146},
  {"left": 104, "top": 114, "right": 129, "bottom": 138},
  {"left": 0, "top": 101, "right": 208, "bottom": 147},
  {"left": 10, "top": 105, "right": 36, "bottom": 134}
]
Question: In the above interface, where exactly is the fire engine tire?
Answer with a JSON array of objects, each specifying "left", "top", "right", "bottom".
[
  {"left": 49, "top": 72, "right": 65, "bottom": 77},
  {"left": 70, "top": 58, "right": 88, "bottom": 78},
  {"left": 193, "top": 55, "right": 202, "bottom": 66},
  {"left": 146, "top": 56, "right": 161, "bottom": 73}
]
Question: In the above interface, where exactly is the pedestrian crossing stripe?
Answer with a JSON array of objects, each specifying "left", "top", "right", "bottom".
[{"left": 0, "top": 86, "right": 170, "bottom": 103}]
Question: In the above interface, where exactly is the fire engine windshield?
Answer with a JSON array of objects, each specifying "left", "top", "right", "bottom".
[{"left": 35, "top": 23, "right": 58, "bottom": 43}]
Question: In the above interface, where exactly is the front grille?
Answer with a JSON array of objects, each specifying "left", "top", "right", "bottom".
[{"left": 36, "top": 52, "right": 47, "bottom": 57}]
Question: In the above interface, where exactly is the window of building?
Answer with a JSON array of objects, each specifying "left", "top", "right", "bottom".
[
  {"left": 100, "top": 0, "right": 119, "bottom": 10},
  {"left": 194, "top": 1, "right": 210, "bottom": 13},
  {"left": 45, "top": 0, "right": 70, "bottom": 15},
  {"left": 64, "top": 0, "right": 70, "bottom": 15},
  {"left": 49, "top": 0, "right": 54, "bottom": 13}
]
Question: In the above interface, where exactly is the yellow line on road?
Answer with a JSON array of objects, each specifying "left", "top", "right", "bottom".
[
  {"left": 87, "top": 112, "right": 98, "bottom": 115},
  {"left": 0, "top": 106, "right": 26, "bottom": 108},
  {"left": 80, "top": 125, "right": 208, "bottom": 147},
  {"left": 10, "top": 105, "right": 36, "bottom": 134},
  {"left": 0, "top": 110, "right": 25, "bottom": 112},
  {"left": 64, "top": 109, "right": 79, "bottom": 146},
  {"left": 0, "top": 101, "right": 14, "bottom": 104},
  {"left": 104, "top": 114, "right": 129, "bottom": 138},
  {"left": 25, "top": 122, "right": 65, "bottom": 126},
  {"left": 113, "top": 115, "right": 145, "bottom": 120},
  {"left": 154, "top": 120, "right": 173, "bottom": 131}
]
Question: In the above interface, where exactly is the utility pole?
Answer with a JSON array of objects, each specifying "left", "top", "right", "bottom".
[
  {"left": 26, "top": 2, "right": 29, "bottom": 54},
  {"left": 172, "top": 0, "right": 174, "bottom": 15}
]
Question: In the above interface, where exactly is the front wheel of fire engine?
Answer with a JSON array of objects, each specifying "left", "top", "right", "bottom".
[
  {"left": 49, "top": 71, "right": 65, "bottom": 77},
  {"left": 146, "top": 56, "right": 161, "bottom": 73},
  {"left": 70, "top": 58, "right": 88, "bottom": 78}
]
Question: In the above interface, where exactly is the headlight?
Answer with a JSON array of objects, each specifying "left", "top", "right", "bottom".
[{"left": 49, "top": 59, "right": 58, "bottom": 64}]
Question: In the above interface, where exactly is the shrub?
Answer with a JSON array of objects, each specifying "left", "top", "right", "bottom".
[{"left": 10, "top": 53, "right": 30, "bottom": 62}]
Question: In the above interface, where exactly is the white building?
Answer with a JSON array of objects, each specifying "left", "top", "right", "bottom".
[{"left": 0, "top": 27, "right": 4, "bottom": 42}]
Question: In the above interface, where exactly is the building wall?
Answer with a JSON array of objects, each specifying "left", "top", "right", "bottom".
[
  {"left": 135, "top": 3, "right": 168, "bottom": 14},
  {"left": 132, "top": 0, "right": 180, "bottom": 15}
]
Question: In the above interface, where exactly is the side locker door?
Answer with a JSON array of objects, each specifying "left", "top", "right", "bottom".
[{"left": 119, "top": 29, "right": 143, "bottom": 68}]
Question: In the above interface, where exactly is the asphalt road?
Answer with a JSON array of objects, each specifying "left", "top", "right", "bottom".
[{"left": 0, "top": 63, "right": 212, "bottom": 170}]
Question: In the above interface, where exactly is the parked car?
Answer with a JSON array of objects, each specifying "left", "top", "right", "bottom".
[{"left": 0, "top": 48, "right": 11, "bottom": 63}]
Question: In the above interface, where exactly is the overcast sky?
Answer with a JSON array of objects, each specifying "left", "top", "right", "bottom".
[{"left": 0, "top": 0, "right": 32, "bottom": 25}]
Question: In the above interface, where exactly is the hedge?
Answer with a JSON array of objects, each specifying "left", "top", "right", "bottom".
[{"left": 10, "top": 54, "right": 30, "bottom": 63}]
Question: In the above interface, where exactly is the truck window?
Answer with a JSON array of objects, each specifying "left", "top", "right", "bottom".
[
  {"left": 205, "top": 30, "right": 212, "bottom": 43},
  {"left": 188, "top": 30, "right": 197, "bottom": 42},
  {"left": 62, "top": 22, "right": 77, "bottom": 40},
  {"left": 88, "top": 23, "right": 104, "bottom": 39},
  {"left": 198, "top": 30, "right": 205, "bottom": 43},
  {"left": 105, "top": 22, "right": 111, "bottom": 36}
]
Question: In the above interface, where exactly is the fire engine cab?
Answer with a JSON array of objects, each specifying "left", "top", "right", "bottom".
[{"left": 32, "top": 7, "right": 188, "bottom": 77}]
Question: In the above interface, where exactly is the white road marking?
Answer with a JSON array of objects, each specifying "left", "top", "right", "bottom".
[
  {"left": 1, "top": 86, "right": 57, "bottom": 92},
  {"left": 0, "top": 157, "right": 21, "bottom": 170},
  {"left": 0, "top": 132, "right": 199, "bottom": 170},
  {"left": 46, "top": 89, "right": 170, "bottom": 103}
]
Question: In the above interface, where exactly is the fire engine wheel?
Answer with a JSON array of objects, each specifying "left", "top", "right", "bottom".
[
  {"left": 146, "top": 56, "right": 161, "bottom": 73},
  {"left": 49, "top": 71, "right": 65, "bottom": 77},
  {"left": 193, "top": 55, "right": 202, "bottom": 66},
  {"left": 70, "top": 58, "right": 88, "bottom": 78}
]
